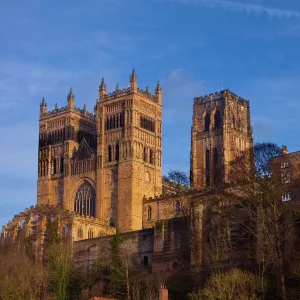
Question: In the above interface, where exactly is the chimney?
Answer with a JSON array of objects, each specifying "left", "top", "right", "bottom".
[
  {"left": 159, "top": 285, "right": 168, "bottom": 300},
  {"left": 282, "top": 145, "right": 288, "bottom": 155}
]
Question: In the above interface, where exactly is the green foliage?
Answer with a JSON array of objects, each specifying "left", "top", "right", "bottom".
[
  {"left": 106, "top": 234, "right": 127, "bottom": 298},
  {"left": 46, "top": 243, "right": 75, "bottom": 300}
]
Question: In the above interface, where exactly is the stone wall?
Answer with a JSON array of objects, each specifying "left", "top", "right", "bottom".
[{"left": 74, "top": 228, "right": 154, "bottom": 271}]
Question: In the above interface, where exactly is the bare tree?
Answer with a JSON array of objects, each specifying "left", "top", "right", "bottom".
[
  {"left": 0, "top": 247, "right": 51, "bottom": 300},
  {"left": 163, "top": 169, "right": 190, "bottom": 194},
  {"left": 188, "top": 269, "right": 266, "bottom": 300},
  {"left": 254, "top": 142, "right": 281, "bottom": 177},
  {"left": 229, "top": 142, "right": 300, "bottom": 300}
]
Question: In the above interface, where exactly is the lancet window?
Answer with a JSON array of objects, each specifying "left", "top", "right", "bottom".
[
  {"left": 204, "top": 113, "right": 210, "bottom": 132},
  {"left": 105, "top": 112, "right": 125, "bottom": 131},
  {"left": 214, "top": 110, "right": 221, "bottom": 128},
  {"left": 147, "top": 206, "right": 152, "bottom": 220},
  {"left": 140, "top": 116, "right": 155, "bottom": 133}
]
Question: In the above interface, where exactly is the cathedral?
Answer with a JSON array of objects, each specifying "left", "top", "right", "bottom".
[
  {"left": 38, "top": 69, "right": 162, "bottom": 234},
  {"left": 0, "top": 70, "right": 254, "bottom": 269}
]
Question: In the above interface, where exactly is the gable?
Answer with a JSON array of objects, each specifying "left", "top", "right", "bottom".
[{"left": 74, "top": 138, "right": 94, "bottom": 161}]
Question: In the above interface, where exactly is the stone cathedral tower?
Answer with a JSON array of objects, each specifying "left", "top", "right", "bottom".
[
  {"left": 190, "top": 89, "right": 253, "bottom": 189},
  {"left": 37, "top": 70, "right": 162, "bottom": 232}
]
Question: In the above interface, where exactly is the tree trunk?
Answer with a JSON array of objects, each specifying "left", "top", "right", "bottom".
[{"left": 278, "top": 270, "right": 286, "bottom": 300}]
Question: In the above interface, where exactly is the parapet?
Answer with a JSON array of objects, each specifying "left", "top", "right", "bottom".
[
  {"left": 41, "top": 104, "right": 95, "bottom": 121},
  {"left": 103, "top": 86, "right": 158, "bottom": 103},
  {"left": 194, "top": 89, "right": 249, "bottom": 106}
]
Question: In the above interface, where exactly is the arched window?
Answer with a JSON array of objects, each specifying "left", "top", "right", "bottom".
[
  {"left": 206, "top": 149, "right": 211, "bottom": 186},
  {"left": 113, "top": 115, "right": 116, "bottom": 129},
  {"left": 144, "top": 147, "right": 148, "bottom": 162},
  {"left": 143, "top": 256, "right": 149, "bottom": 266},
  {"left": 147, "top": 206, "right": 152, "bottom": 220},
  {"left": 60, "top": 157, "right": 64, "bottom": 173},
  {"left": 150, "top": 149, "right": 154, "bottom": 164},
  {"left": 88, "top": 229, "right": 94, "bottom": 239},
  {"left": 19, "top": 219, "right": 26, "bottom": 229},
  {"left": 62, "top": 224, "right": 69, "bottom": 242},
  {"left": 214, "top": 110, "right": 221, "bottom": 128},
  {"left": 115, "top": 143, "right": 119, "bottom": 161},
  {"left": 53, "top": 159, "right": 57, "bottom": 174},
  {"left": 77, "top": 227, "right": 83, "bottom": 238},
  {"left": 116, "top": 114, "right": 119, "bottom": 128},
  {"left": 108, "top": 145, "right": 112, "bottom": 162},
  {"left": 110, "top": 116, "right": 113, "bottom": 130},
  {"left": 120, "top": 113, "right": 124, "bottom": 127},
  {"left": 204, "top": 113, "right": 210, "bottom": 131},
  {"left": 110, "top": 217, "right": 116, "bottom": 227},
  {"left": 74, "top": 181, "right": 96, "bottom": 217},
  {"left": 106, "top": 117, "right": 109, "bottom": 130},
  {"left": 175, "top": 200, "right": 181, "bottom": 216}
]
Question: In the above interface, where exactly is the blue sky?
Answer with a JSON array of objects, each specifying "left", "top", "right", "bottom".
[{"left": 1, "top": 0, "right": 300, "bottom": 227}]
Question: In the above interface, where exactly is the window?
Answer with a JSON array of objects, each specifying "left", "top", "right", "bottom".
[
  {"left": 143, "top": 256, "right": 149, "bottom": 266},
  {"left": 150, "top": 149, "right": 154, "bottom": 164},
  {"left": 108, "top": 145, "right": 112, "bottom": 162},
  {"left": 140, "top": 116, "right": 155, "bottom": 133},
  {"left": 281, "top": 172, "right": 291, "bottom": 184},
  {"left": 144, "top": 147, "right": 148, "bottom": 162},
  {"left": 110, "top": 217, "right": 116, "bottom": 227},
  {"left": 204, "top": 113, "right": 210, "bottom": 131},
  {"left": 282, "top": 192, "right": 292, "bottom": 202},
  {"left": 74, "top": 181, "right": 96, "bottom": 217},
  {"left": 147, "top": 206, "right": 152, "bottom": 220},
  {"left": 62, "top": 224, "right": 69, "bottom": 242},
  {"left": 77, "top": 227, "right": 83, "bottom": 238},
  {"left": 88, "top": 229, "right": 94, "bottom": 239},
  {"left": 281, "top": 161, "right": 290, "bottom": 169},
  {"left": 115, "top": 143, "right": 119, "bottom": 161},
  {"left": 214, "top": 110, "right": 221, "bottom": 128}
]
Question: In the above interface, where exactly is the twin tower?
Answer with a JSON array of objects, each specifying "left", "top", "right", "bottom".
[{"left": 38, "top": 70, "right": 253, "bottom": 232}]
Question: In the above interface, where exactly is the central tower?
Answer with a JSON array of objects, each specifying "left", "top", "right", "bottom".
[
  {"left": 190, "top": 90, "right": 253, "bottom": 189},
  {"left": 95, "top": 70, "right": 162, "bottom": 231}
]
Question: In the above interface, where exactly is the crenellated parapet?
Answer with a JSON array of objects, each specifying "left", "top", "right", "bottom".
[
  {"left": 40, "top": 88, "right": 95, "bottom": 121},
  {"left": 41, "top": 104, "right": 95, "bottom": 121},
  {"left": 194, "top": 89, "right": 249, "bottom": 107},
  {"left": 101, "top": 85, "right": 159, "bottom": 104},
  {"left": 98, "top": 69, "right": 161, "bottom": 105}
]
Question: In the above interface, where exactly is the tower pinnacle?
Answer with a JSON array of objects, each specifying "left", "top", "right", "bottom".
[
  {"left": 67, "top": 87, "right": 74, "bottom": 110},
  {"left": 40, "top": 97, "right": 47, "bottom": 117},
  {"left": 155, "top": 81, "right": 162, "bottom": 104},
  {"left": 99, "top": 77, "right": 106, "bottom": 101},
  {"left": 130, "top": 68, "right": 137, "bottom": 92}
]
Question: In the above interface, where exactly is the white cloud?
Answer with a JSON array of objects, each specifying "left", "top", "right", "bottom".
[{"left": 165, "top": 0, "right": 300, "bottom": 20}]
